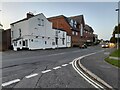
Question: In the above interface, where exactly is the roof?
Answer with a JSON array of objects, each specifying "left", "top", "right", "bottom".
[
  {"left": 69, "top": 15, "right": 85, "bottom": 26},
  {"left": 10, "top": 13, "right": 43, "bottom": 25},
  {"left": 48, "top": 15, "right": 85, "bottom": 32},
  {"left": 10, "top": 18, "right": 28, "bottom": 25},
  {"left": 84, "top": 24, "right": 94, "bottom": 32}
]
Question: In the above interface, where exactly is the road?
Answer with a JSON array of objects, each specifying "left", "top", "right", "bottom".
[
  {"left": 80, "top": 47, "right": 119, "bottom": 89},
  {"left": 1, "top": 45, "right": 118, "bottom": 89}
]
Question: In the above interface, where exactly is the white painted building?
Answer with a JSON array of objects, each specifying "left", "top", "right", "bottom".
[
  {"left": 54, "top": 29, "right": 71, "bottom": 48},
  {"left": 11, "top": 13, "right": 71, "bottom": 51}
]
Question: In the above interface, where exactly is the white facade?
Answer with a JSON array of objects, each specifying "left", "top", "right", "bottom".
[{"left": 11, "top": 13, "right": 71, "bottom": 51}]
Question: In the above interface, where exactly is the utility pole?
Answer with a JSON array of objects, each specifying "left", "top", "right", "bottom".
[{"left": 115, "top": 1, "right": 120, "bottom": 50}]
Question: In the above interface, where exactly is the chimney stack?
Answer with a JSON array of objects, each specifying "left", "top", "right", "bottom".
[{"left": 27, "top": 12, "right": 34, "bottom": 18}]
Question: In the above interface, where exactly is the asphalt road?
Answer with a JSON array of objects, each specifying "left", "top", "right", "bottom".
[
  {"left": 1, "top": 45, "right": 116, "bottom": 89},
  {"left": 80, "top": 48, "right": 119, "bottom": 89}
]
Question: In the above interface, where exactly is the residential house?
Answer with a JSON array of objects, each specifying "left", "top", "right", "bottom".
[
  {"left": 83, "top": 24, "right": 94, "bottom": 46},
  {"left": 54, "top": 28, "right": 71, "bottom": 48},
  {"left": 48, "top": 15, "right": 91, "bottom": 47},
  {"left": 11, "top": 13, "right": 71, "bottom": 51}
]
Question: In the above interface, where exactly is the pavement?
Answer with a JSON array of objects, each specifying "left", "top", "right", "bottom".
[{"left": 1, "top": 45, "right": 119, "bottom": 89}]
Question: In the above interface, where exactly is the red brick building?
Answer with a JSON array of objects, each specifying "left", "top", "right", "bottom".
[
  {"left": 0, "top": 29, "right": 11, "bottom": 51},
  {"left": 48, "top": 15, "right": 94, "bottom": 47}
]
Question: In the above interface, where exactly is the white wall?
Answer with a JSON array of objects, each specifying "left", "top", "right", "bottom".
[{"left": 11, "top": 13, "right": 70, "bottom": 51}]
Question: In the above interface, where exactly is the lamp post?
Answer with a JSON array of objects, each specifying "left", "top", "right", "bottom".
[{"left": 115, "top": 3, "right": 119, "bottom": 50}]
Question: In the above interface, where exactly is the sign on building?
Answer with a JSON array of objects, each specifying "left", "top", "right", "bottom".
[{"left": 115, "top": 34, "right": 120, "bottom": 38}]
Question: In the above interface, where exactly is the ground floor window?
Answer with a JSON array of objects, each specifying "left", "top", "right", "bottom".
[
  {"left": 62, "top": 38, "right": 65, "bottom": 45},
  {"left": 55, "top": 37, "right": 58, "bottom": 45}
]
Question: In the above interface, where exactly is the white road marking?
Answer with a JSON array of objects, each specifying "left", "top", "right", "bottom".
[
  {"left": 53, "top": 66, "right": 61, "bottom": 70},
  {"left": 2, "top": 79, "right": 20, "bottom": 87},
  {"left": 62, "top": 64, "right": 68, "bottom": 67},
  {"left": 104, "top": 52, "right": 110, "bottom": 55},
  {"left": 41, "top": 69, "right": 51, "bottom": 74},
  {"left": 69, "top": 62, "right": 72, "bottom": 64},
  {"left": 72, "top": 50, "right": 108, "bottom": 89},
  {"left": 25, "top": 73, "right": 38, "bottom": 79}
]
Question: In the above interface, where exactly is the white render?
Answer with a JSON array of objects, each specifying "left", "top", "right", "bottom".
[{"left": 11, "top": 13, "right": 71, "bottom": 51}]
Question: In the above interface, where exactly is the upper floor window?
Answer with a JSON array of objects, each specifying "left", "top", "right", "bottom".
[
  {"left": 70, "top": 19, "right": 74, "bottom": 27},
  {"left": 11, "top": 31, "right": 13, "bottom": 37},
  {"left": 19, "top": 28, "right": 21, "bottom": 37},
  {"left": 76, "top": 32, "right": 78, "bottom": 36},
  {"left": 74, "top": 21, "right": 77, "bottom": 28},
  {"left": 72, "top": 31, "right": 75, "bottom": 35},
  {"left": 38, "top": 18, "right": 44, "bottom": 26}
]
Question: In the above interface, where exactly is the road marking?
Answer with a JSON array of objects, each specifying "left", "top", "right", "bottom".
[
  {"left": 25, "top": 73, "right": 38, "bottom": 79},
  {"left": 104, "top": 52, "right": 110, "bottom": 55},
  {"left": 62, "top": 64, "right": 68, "bottom": 67},
  {"left": 41, "top": 69, "right": 51, "bottom": 74},
  {"left": 53, "top": 66, "right": 61, "bottom": 70},
  {"left": 2, "top": 79, "right": 20, "bottom": 87},
  {"left": 72, "top": 50, "right": 110, "bottom": 89},
  {"left": 69, "top": 62, "right": 72, "bottom": 64}
]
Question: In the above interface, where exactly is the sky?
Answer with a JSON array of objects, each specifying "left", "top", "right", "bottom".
[{"left": 0, "top": 2, "right": 119, "bottom": 40}]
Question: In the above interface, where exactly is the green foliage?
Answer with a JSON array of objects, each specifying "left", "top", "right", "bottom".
[
  {"left": 110, "top": 49, "right": 120, "bottom": 57},
  {"left": 105, "top": 57, "right": 120, "bottom": 68}
]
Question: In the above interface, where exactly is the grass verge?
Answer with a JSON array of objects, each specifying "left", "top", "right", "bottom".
[
  {"left": 109, "top": 49, "right": 120, "bottom": 57},
  {"left": 105, "top": 57, "right": 120, "bottom": 68}
]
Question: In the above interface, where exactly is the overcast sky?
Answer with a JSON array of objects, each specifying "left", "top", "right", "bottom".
[{"left": 1, "top": 2, "right": 119, "bottom": 40}]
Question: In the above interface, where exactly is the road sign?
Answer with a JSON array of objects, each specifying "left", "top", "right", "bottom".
[{"left": 115, "top": 34, "right": 120, "bottom": 38}]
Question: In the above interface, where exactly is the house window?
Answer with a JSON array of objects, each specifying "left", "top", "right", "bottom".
[
  {"left": 74, "top": 21, "right": 77, "bottom": 28},
  {"left": 72, "top": 31, "right": 75, "bottom": 35},
  {"left": 19, "top": 41, "right": 21, "bottom": 44},
  {"left": 70, "top": 19, "right": 74, "bottom": 27},
  {"left": 38, "top": 18, "right": 44, "bottom": 26},
  {"left": 62, "top": 38, "right": 65, "bottom": 45},
  {"left": 41, "top": 19, "right": 44, "bottom": 26},
  {"left": 45, "top": 41, "right": 47, "bottom": 44},
  {"left": 19, "top": 29, "right": 21, "bottom": 37},
  {"left": 52, "top": 42, "right": 55, "bottom": 45},
  {"left": 14, "top": 41, "right": 17, "bottom": 46},
  {"left": 11, "top": 31, "right": 13, "bottom": 37},
  {"left": 76, "top": 32, "right": 78, "bottom": 36},
  {"left": 55, "top": 37, "right": 58, "bottom": 45},
  {"left": 63, "top": 32, "right": 65, "bottom": 38},
  {"left": 23, "top": 41, "right": 25, "bottom": 46},
  {"left": 31, "top": 39, "right": 33, "bottom": 42}
]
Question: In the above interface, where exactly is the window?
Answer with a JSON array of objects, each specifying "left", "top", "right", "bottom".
[
  {"left": 76, "top": 32, "right": 78, "bottom": 36},
  {"left": 52, "top": 42, "right": 55, "bottom": 45},
  {"left": 19, "top": 29, "right": 21, "bottom": 37},
  {"left": 72, "top": 31, "right": 75, "bottom": 35},
  {"left": 74, "top": 21, "right": 77, "bottom": 28},
  {"left": 11, "top": 31, "right": 13, "bottom": 37},
  {"left": 63, "top": 32, "right": 65, "bottom": 38},
  {"left": 23, "top": 41, "right": 25, "bottom": 46},
  {"left": 55, "top": 37, "right": 58, "bottom": 45},
  {"left": 19, "top": 41, "right": 21, "bottom": 44},
  {"left": 62, "top": 38, "right": 65, "bottom": 45},
  {"left": 38, "top": 18, "right": 44, "bottom": 26},
  {"left": 45, "top": 41, "right": 47, "bottom": 44},
  {"left": 41, "top": 19, "right": 44, "bottom": 26},
  {"left": 14, "top": 41, "right": 17, "bottom": 46},
  {"left": 31, "top": 39, "right": 33, "bottom": 42},
  {"left": 70, "top": 19, "right": 74, "bottom": 27}
]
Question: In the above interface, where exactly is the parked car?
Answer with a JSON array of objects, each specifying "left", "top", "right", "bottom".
[{"left": 101, "top": 43, "right": 109, "bottom": 48}]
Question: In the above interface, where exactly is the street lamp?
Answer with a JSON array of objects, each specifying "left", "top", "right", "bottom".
[{"left": 115, "top": 4, "right": 119, "bottom": 50}]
